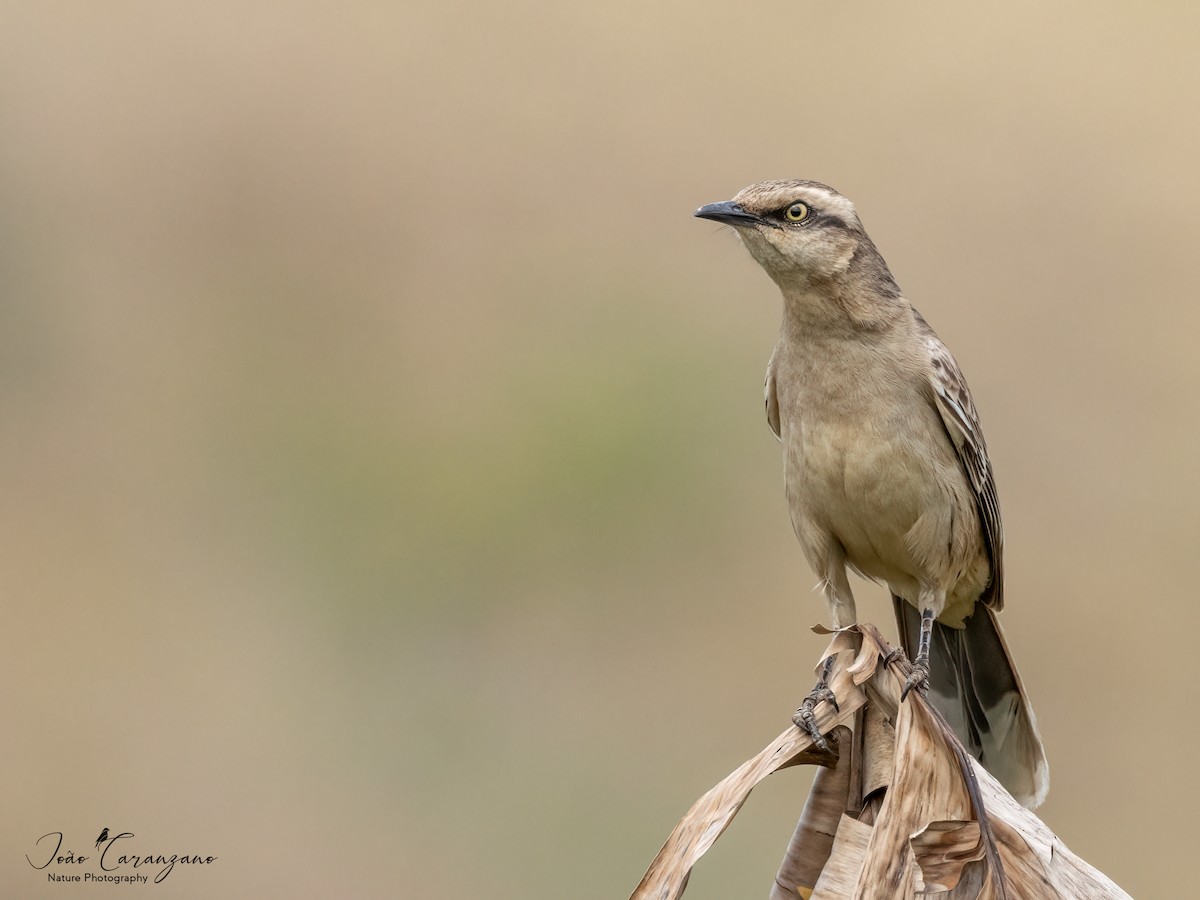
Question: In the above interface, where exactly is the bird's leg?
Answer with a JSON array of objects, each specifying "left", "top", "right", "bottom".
[
  {"left": 793, "top": 654, "right": 840, "bottom": 751},
  {"left": 792, "top": 566, "right": 854, "bottom": 751},
  {"left": 901, "top": 608, "right": 935, "bottom": 700}
]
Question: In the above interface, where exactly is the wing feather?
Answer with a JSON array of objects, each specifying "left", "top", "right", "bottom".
[
  {"left": 915, "top": 312, "right": 1005, "bottom": 610},
  {"left": 764, "top": 345, "right": 781, "bottom": 441}
]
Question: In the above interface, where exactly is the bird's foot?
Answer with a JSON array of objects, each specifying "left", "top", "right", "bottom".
[
  {"left": 900, "top": 607, "right": 935, "bottom": 701},
  {"left": 900, "top": 656, "right": 930, "bottom": 701},
  {"left": 792, "top": 655, "right": 839, "bottom": 752}
]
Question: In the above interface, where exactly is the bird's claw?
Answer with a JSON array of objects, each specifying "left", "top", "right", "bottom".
[
  {"left": 813, "top": 681, "right": 839, "bottom": 712},
  {"left": 792, "top": 667, "right": 839, "bottom": 752},
  {"left": 900, "top": 658, "right": 930, "bottom": 701}
]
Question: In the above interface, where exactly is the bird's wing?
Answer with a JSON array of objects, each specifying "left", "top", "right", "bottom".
[
  {"left": 916, "top": 312, "right": 1004, "bottom": 610},
  {"left": 764, "top": 344, "right": 781, "bottom": 441}
]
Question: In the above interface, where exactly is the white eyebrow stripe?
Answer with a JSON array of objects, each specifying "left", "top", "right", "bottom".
[{"left": 732, "top": 180, "right": 860, "bottom": 225}]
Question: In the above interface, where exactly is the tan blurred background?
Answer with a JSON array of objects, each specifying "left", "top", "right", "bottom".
[{"left": 1, "top": 2, "right": 1196, "bottom": 897}]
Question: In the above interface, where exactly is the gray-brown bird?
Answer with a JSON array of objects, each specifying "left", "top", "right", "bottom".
[{"left": 695, "top": 180, "right": 1049, "bottom": 808}]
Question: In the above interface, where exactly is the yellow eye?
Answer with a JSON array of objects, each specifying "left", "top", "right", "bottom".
[{"left": 785, "top": 202, "right": 809, "bottom": 222}]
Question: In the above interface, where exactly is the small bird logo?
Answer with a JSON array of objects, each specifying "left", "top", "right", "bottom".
[{"left": 95, "top": 828, "right": 109, "bottom": 850}]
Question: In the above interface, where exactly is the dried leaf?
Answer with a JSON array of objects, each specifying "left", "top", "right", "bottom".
[
  {"left": 631, "top": 624, "right": 1132, "bottom": 900},
  {"left": 860, "top": 701, "right": 896, "bottom": 800},
  {"left": 910, "top": 820, "right": 985, "bottom": 892},
  {"left": 630, "top": 634, "right": 873, "bottom": 900},
  {"left": 810, "top": 815, "right": 873, "bottom": 899},
  {"left": 770, "top": 727, "right": 854, "bottom": 900}
]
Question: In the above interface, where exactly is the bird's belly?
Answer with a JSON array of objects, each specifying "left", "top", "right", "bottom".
[
  {"left": 787, "top": 420, "right": 929, "bottom": 582},
  {"left": 784, "top": 414, "right": 992, "bottom": 621}
]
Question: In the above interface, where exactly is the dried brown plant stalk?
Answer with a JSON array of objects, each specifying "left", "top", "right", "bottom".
[{"left": 630, "top": 624, "right": 1129, "bottom": 900}]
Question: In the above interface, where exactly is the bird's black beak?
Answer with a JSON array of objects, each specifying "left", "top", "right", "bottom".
[{"left": 694, "top": 200, "right": 761, "bottom": 228}]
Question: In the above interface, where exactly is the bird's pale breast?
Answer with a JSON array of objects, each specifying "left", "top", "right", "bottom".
[{"left": 775, "top": 334, "right": 989, "bottom": 624}]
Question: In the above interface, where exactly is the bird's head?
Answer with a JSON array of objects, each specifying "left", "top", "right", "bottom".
[{"left": 695, "top": 180, "right": 878, "bottom": 291}]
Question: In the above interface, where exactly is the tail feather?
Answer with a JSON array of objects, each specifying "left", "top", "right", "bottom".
[{"left": 892, "top": 596, "right": 1050, "bottom": 808}]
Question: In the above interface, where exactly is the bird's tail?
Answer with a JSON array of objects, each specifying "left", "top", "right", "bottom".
[{"left": 892, "top": 596, "right": 1050, "bottom": 809}]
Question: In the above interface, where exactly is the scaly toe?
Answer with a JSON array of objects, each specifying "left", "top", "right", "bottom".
[
  {"left": 792, "top": 674, "right": 840, "bottom": 751},
  {"left": 792, "top": 702, "right": 831, "bottom": 753},
  {"left": 792, "top": 710, "right": 830, "bottom": 748},
  {"left": 900, "top": 665, "right": 930, "bottom": 702},
  {"left": 882, "top": 646, "right": 906, "bottom": 666},
  {"left": 812, "top": 682, "right": 839, "bottom": 712}
]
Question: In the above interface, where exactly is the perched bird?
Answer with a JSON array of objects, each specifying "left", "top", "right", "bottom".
[
  {"left": 695, "top": 180, "right": 1049, "bottom": 808},
  {"left": 95, "top": 827, "right": 109, "bottom": 850}
]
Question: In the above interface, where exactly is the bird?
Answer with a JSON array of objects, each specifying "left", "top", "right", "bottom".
[
  {"left": 694, "top": 180, "right": 1049, "bottom": 808},
  {"left": 95, "top": 827, "right": 109, "bottom": 850}
]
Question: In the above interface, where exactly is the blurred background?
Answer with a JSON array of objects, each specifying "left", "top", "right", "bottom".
[{"left": 1, "top": 2, "right": 1196, "bottom": 897}]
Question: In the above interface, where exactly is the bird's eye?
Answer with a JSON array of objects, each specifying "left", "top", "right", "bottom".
[{"left": 784, "top": 202, "right": 809, "bottom": 222}]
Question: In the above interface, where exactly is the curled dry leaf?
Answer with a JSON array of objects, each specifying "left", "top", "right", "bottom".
[
  {"left": 909, "top": 820, "right": 985, "bottom": 892},
  {"left": 631, "top": 624, "right": 1131, "bottom": 900}
]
